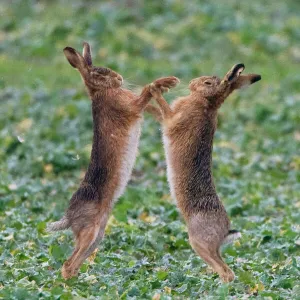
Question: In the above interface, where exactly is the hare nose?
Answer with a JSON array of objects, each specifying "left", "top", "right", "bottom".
[
  {"left": 116, "top": 74, "right": 123, "bottom": 83},
  {"left": 111, "top": 71, "right": 121, "bottom": 79}
]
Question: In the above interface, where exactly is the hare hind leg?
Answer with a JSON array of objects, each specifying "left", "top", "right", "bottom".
[
  {"left": 189, "top": 237, "right": 235, "bottom": 282},
  {"left": 82, "top": 212, "right": 109, "bottom": 261},
  {"left": 61, "top": 211, "right": 109, "bottom": 279},
  {"left": 62, "top": 223, "right": 100, "bottom": 279},
  {"left": 187, "top": 212, "right": 234, "bottom": 282}
]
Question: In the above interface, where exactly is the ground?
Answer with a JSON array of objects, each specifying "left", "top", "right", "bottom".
[{"left": 0, "top": 0, "right": 299, "bottom": 299}]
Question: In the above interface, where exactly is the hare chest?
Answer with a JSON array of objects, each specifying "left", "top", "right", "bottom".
[
  {"left": 162, "top": 133, "right": 177, "bottom": 203},
  {"left": 112, "top": 119, "right": 142, "bottom": 201}
]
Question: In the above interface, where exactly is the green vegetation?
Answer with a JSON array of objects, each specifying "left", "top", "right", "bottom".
[{"left": 0, "top": 0, "right": 299, "bottom": 298}]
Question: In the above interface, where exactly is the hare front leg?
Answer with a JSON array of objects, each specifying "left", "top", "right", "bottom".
[
  {"left": 149, "top": 83, "right": 174, "bottom": 120},
  {"left": 144, "top": 104, "right": 163, "bottom": 123},
  {"left": 133, "top": 76, "right": 179, "bottom": 113}
]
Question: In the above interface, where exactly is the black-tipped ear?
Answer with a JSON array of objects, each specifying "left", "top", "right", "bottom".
[
  {"left": 82, "top": 42, "right": 92, "bottom": 66},
  {"left": 227, "top": 63, "right": 245, "bottom": 82},
  {"left": 250, "top": 74, "right": 261, "bottom": 84},
  {"left": 63, "top": 46, "right": 87, "bottom": 69},
  {"left": 231, "top": 74, "right": 261, "bottom": 90}
]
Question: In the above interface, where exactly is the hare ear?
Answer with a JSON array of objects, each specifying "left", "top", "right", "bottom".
[
  {"left": 231, "top": 74, "right": 261, "bottom": 90},
  {"left": 82, "top": 42, "right": 92, "bottom": 66},
  {"left": 63, "top": 47, "right": 88, "bottom": 70},
  {"left": 222, "top": 63, "right": 245, "bottom": 84}
]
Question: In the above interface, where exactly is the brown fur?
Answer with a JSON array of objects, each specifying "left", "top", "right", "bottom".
[
  {"left": 47, "top": 42, "right": 179, "bottom": 279},
  {"left": 149, "top": 64, "right": 261, "bottom": 282}
]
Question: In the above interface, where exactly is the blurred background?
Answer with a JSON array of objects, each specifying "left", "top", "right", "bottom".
[{"left": 0, "top": 0, "right": 299, "bottom": 298}]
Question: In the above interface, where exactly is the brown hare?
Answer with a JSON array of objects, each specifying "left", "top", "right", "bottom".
[
  {"left": 47, "top": 42, "right": 179, "bottom": 279},
  {"left": 148, "top": 64, "right": 261, "bottom": 282}
]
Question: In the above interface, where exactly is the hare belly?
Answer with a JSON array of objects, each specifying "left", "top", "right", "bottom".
[
  {"left": 163, "top": 134, "right": 177, "bottom": 203},
  {"left": 112, "top": 121, "right": 141, "bottom": 202}
]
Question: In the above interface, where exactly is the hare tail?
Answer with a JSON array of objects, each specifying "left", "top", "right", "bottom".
[
  {"left": 222, "top": 229, "right": 241, "bottom": 245},
  {"left": 47, "top": 216, "right": 70, "bottom": 232}
]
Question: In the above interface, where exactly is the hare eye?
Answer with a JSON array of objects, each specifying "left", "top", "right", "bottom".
[
  {"left": 97, "top": 67, "right": 110, "bottom": 75},
  {"left": 204, "top": 81, "right": 212, "bottom": 85},
  {"left": 92, "top": 71, "right": 104, "bottom": 77}
]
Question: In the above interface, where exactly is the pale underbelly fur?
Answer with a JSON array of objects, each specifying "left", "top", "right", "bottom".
[
  {"left": 112, "top": 120, "right": 142, "bottom": 202},
  {"left": 162, "top": 134, "right": 177, "bottom": 203}
]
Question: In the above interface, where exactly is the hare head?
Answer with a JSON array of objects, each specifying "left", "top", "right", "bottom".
[
  {"left": 64, "top": 42, "right": 123, "bottom": 91},
  {"left": 189, "top": 63, "right": 261, "bottom": 107}
]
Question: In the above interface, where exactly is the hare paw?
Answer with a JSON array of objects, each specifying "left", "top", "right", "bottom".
[
  {"left": 220, "top": 269, "right": 235, "bottom": 283},
  {"left": 152, "top": 76, "right": 180, "bottom": 93},
  {"left": 61, "top": 262, "right": 79, "bottom": 279},
  {"left": 149, "top": 83, "right": 163, "bottom": 98}
]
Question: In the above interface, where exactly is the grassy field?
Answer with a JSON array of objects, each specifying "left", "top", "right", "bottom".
[{"left": 0, "top": 0, "right": 299, "bottom": 299}]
